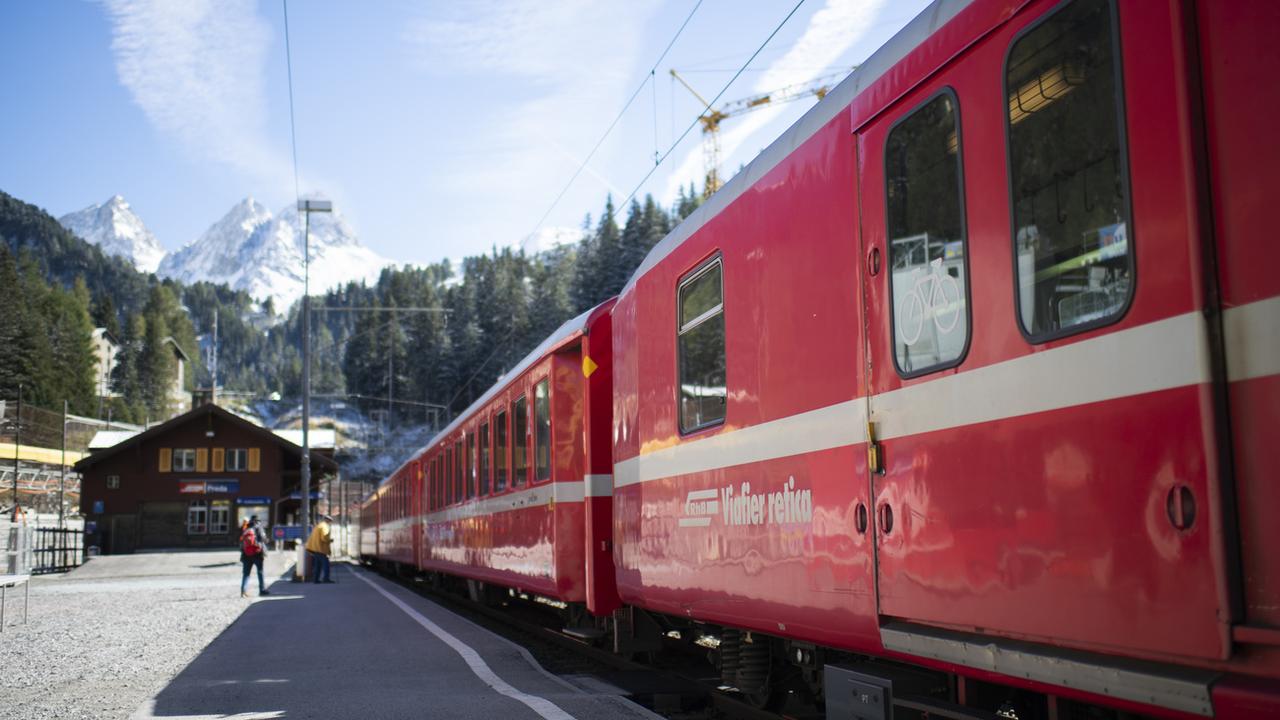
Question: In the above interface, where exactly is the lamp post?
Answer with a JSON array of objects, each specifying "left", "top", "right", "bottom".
[{"left": 298, "top": 199, "right": 331, "bottom": 577}]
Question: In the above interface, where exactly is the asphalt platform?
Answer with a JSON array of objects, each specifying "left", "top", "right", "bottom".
[{"left": 130, "top": 562, "right": 664, "bottom": 720}]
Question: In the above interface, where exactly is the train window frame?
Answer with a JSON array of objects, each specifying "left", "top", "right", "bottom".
[
  {"left": 1002, "top": 0, "right": 1135, "bottom": 344},
  {"left": 465, "top": 431, "right": 475, "bottom": 500},
  {"left": 533, "top": 378, "right": 551, "bottom": 484},
  {"left": 479, "top": 419, "right": 491, "bottom": 496},
  {"left": 434, "top": 455, "right": 442, "bottom": 509},
  {"left": 453, "top": 439, "right": 463, "bottom": 505},
  {"left": 494, "top": 408, "right": 509, "bottom": 494},
  {"left": 884, "top": 86, "right": 973, "bottom": 379},
  {"left": 513, "top": 395, "right": 529, "bottom": 488},
  {"left": 676, "top": 255, "right": 727, "bottom": 435}
]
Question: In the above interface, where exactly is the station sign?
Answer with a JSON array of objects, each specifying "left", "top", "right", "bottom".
[
  {"left": 273, "top": 525, "right": 305, "bottom": 540},
  {"left": 237, "top": 496, "right": 272, "bottom": 505},
  {"left": 178, "top": 479, "right": 242, "bottom": 495}
]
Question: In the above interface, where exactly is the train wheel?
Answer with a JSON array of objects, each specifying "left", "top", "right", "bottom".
[{"left": 737, "top": 636, "right": 785, "bottom": 711}]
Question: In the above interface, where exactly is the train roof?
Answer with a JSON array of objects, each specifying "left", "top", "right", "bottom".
[
  {"left": 376, "top": 300, "right": 609, "bottom": 488},
  {"left": 622, "top": 0, "right": 971, "bottom": 295}
]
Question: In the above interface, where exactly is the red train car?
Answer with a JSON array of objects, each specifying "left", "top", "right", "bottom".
[
  {"left": 612, "top": 0, "right": 1279, "bottom": 716},
  {"left": 363, "top": 0, "right": 1279, "bottom": 716},
  {"left": 390, "top": 303, "right": 618, "bottom": 611}
]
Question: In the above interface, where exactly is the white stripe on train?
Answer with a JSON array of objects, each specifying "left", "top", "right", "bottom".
[{"left": 616, "top": 299, "right": 1278, "bottom": 488}]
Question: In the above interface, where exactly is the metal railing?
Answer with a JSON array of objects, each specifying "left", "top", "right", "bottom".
[{"left": 32, "top": 528, "right": 83, "bottom": 574}]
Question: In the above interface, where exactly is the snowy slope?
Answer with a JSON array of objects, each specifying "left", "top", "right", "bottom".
[
  {"left": 158, "top": 197, "right": 273, "bottom": 284},
  {"left": 59, "top": 195, "right": 166, "bottom": 273},
  {"left": 158, "top": 198, "right": 391, "bottom": 311}
]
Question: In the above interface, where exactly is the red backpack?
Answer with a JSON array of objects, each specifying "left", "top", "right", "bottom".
[{"left": 241, "top": 527, "right": 261, "bottom": 557}]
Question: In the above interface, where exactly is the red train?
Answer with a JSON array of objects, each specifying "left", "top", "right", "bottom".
[{"left": 361, "top": 0, "right": 1280, "bottom": 716}]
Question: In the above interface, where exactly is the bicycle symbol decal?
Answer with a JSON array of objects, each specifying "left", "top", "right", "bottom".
[{"left": 897, "top": 258, "right": 962, "bottom": 347}]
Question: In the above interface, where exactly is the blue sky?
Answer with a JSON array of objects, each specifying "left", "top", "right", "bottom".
[{"left": 0, "top": 0, "right": 930, "bottom": 267}]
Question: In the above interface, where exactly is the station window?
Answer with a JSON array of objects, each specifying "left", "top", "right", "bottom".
[
  {"left": 173, "top": 448, "right": 197, "bottom": 472},
  {"left": 106, "top": 475, "right": 120, "bottom": 490},
  {"left": 513, "top": 397, "right": 528, "bottom": 487},
  {"left": 209, "top": 502, "right": 230, "bottom": 534},
  {"left": 1006, "top": 0, "right": 1132, "bottom": 340},
  {"left": 226, "top": 448, "right": 248, "bottom": 471},
  {"left": 186, "top": 500, "right": 208, "bottom": 535},
  {"left": 534, "top": 380, "right": 551, "bottom": 483},
  {"left": 494, "top": 410, "right": 508, "bottom": 493},
  {"left": 479, "top": 421, "right": 491, "bottom": 496},
  {"left": 677, "top": 258, "right": 726, "bottom": 433},
  {"left": 886, "top": 89, "right": 969, "bottom": 376}
]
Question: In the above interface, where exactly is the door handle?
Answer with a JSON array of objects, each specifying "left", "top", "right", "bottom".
[{"left": 878, "top": 503, "right": 894, "bottom": 535}]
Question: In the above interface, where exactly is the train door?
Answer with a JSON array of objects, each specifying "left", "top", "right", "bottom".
[
  {"left": 856, "top": 0, "right": 1233, "bottom": 664},
  {"left": 1197, "top": 0, "right": 1280, "bottom": 635}
]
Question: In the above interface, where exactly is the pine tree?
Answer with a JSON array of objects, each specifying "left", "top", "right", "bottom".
[
  {"left": 0, "top": 245, "right": 35, "bottom": 397},
  {"left": 140, "top": 286, "right": 176, "bottom": 418},
  {"left": 111, "top": 312, "right": 146, "bottom": 423},
  {"left": 44, "top": 278, "right": 97, "bottom": 414},
  {"left": 91, "top": 291, "right": 120, "bottom": 338}
]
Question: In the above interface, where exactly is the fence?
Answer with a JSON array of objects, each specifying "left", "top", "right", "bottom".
[{"left": 33, "top": 528, "right": 83, "bottom": 574}]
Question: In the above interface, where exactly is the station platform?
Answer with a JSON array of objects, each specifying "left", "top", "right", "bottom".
[{"left": 131, "top": 562, "right": 664, "bottom": 720}]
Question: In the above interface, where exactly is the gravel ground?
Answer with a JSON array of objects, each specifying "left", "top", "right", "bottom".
[{"left": 0, "top": 549, "right": 291, "bottom": 720}]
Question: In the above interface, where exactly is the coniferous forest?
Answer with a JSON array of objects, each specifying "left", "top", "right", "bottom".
[{"left": 0, "top": 185, "right": 702, "bottom": 433}]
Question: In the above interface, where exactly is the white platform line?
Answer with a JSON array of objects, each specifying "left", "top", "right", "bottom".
[{"left": 350, "top": 568, "right": 577, "bottom": 720}]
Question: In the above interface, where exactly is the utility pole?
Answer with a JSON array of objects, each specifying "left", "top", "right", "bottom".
[
  {"left": 387, "top": 319, "right": 394, "bottom": 428},
  {"left": 211, "top": 308, "right": 218, "bottom": 406},
  {"left": 60, "top": 400, "right": 67, "bottom": 529},
  {"left": 298, "top": 199, "right": 331, "bottom": 573},
  {"left": 12, "top": 384, "right": 20, "bottom": 520}
]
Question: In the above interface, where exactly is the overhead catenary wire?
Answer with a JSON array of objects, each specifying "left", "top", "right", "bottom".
[
  {"left": 525, "top": 0, "right": 704, "bottom": 242},
  {"left": 603, "top": 0, "right": 807, "bottom": 225},
  {"left": 281, "top": 0, "right": 301, "bottom": 208}
]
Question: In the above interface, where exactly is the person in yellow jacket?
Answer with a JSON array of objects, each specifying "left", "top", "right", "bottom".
[{"left": 305, "top": 514, "right": 334, "bottom": 583}]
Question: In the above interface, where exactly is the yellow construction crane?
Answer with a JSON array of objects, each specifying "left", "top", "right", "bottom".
[{"left": 670, "top": 68, "right": 852, "bottom": 195}]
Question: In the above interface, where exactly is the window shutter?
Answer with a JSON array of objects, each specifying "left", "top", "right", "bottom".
[
  {"left": 248, "top": 447, "right": 261, "bottom": 472},
  {"left": 195, "top": 448, "right": 208, "bottom": 472},
  {"left": 211, "top": 448, "right": 224, "bottom": 472},
  {"left": 159, "top": 448, "right": 172, "bottom": 473}
]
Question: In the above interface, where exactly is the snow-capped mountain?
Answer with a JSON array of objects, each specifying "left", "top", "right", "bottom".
[
  {"left": 158, "top": 197, "right": 391, "bottom": 311},
  {"left": 158, "top": 197, "right": 273, "bottom": 283},
  {"left": 519, "top": 226, "right": 582, "bottom": 256},
  {"left": 59, "top": 195, "right": 166, "bottom": 273}
]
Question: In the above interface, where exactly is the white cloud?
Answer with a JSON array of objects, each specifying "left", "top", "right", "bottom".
[
  {"left": 103, "top": 0, "right": 292, "bottom": 191},
  {"left": 663, "top": 0, "right": 891, "bottom": 199},
  {"left": 401, "top": 1, "right": 659, "bottom": 235}
]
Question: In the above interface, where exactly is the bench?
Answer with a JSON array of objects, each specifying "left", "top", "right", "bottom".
[{"left": 0, "top": 574, "right": 29, "bottom": 631}]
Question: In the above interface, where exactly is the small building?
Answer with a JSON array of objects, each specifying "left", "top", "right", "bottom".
[
  {"left": 74, "top": 403, "right": 337, "bottom": 554},
  {"left": 164, "top": 337, "right": 191, "bottom": 418},
  {"left": 90, "top": 327, "right": 119, "bottom": 399}
]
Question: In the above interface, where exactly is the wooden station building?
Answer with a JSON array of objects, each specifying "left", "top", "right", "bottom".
[{"left": 75, "top": 403, "right": 337, "bottom": 554}]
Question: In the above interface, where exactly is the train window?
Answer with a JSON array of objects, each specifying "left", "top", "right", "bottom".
[
  {"left": 434, "top": 456, "right": 442, "bottom": 509},
  {"left": 886, "top": 90, "right": 969, "bottom": 376},
  {"left": 479, "top": 421, "right": 491, "bottom": 496},
  {"left": 495, "top": 410, "right": 509, "bottom": 493},
  {"left": 464, "top": 433, "right": 475, "bottom": 500},
  {"left": 678, "top": 258, "right": 726, "bottom": 433},
  {"left": 453, "top": 440, "right": 463, "bottom": 504},
  {"left": 1006, "top": 0, "right": 1132, "bottom": 340},
  {"left": 513, "top": 396, "right": 528, "bottom": 487},
  {"left": 534, "top": 380, "right": 551, "bottom": 483}
]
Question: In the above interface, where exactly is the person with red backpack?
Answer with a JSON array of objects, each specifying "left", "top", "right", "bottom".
[{"left": 240, "top": 516, "right": 270, "bottom": 598}]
